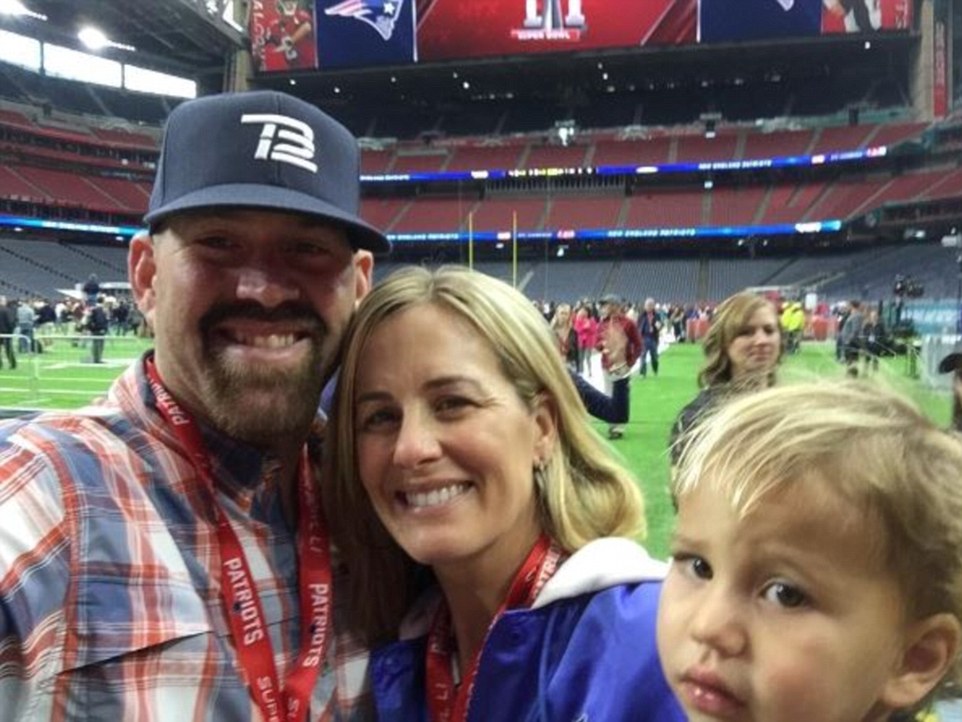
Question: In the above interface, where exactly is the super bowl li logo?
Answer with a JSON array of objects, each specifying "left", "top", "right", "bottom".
[{"left": 512, "top": 0, "right": 586, "bottom": 41}]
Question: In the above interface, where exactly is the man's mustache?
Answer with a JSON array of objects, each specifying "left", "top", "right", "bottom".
[{"left": 200, "top": 302, "right": 326, "bottom": 336}]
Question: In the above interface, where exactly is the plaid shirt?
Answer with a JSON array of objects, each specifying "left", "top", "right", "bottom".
[{"left": 0, "top": 355, "right": 371, "bottom": 721}]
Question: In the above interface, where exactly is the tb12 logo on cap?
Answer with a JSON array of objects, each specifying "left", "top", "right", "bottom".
[{"left": 241, "top": 113, "right": 318, "bottom": 173}]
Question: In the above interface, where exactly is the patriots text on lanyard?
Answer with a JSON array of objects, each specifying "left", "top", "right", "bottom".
[
  {"left": 225, "top": 556, "right": 267, "bottom": 645},
  {"left": 302, "top": 582, "right": 331, "bottom": 667}
]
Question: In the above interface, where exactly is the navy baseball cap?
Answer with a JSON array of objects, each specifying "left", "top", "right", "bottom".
[{"left": 145, "top": 90, "right": 390, "bottom": 254}]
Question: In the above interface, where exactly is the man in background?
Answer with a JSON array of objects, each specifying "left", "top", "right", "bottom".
[
  {"left": 637, "top": 297, "right": 662, "bottom": 378},
  {"left": 82, "top": 294, "right": 110, "bottom": 363},
  {"left": 15, "top": 297, "right": 35, "bottom": 354},
  {"left": 0, "top": 296, "right": 16, "bottom": 370}
]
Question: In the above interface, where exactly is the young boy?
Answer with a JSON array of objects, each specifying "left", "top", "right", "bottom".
[{"left": 658, "top": 381, "right": 962, "bottom": 722}]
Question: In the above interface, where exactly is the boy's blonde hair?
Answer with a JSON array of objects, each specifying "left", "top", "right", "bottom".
[{"left": 673, "top": 380, "right": 962, "bottom": 698}]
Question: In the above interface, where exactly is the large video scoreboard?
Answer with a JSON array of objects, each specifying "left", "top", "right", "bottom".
[{"left": 250, "top": 0, "right": 913, "bottom": 72}]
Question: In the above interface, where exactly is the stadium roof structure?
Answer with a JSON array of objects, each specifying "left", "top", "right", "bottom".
[
  {"left": 257, "top": 31, "right": 917, "bottom": 133},
  {"left": 0, "top": 1, "right": 921, "bottom": 132},
  {"left": 1, "top": 0, "right": 242, "bottom": 85}
]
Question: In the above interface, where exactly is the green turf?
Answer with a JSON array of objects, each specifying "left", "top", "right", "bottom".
[
  {"left": 0, "top": 335, "right": 152, "bottom": 410},
  {"left": 1, "top": 337, "right": 953, "bottom": 561}
]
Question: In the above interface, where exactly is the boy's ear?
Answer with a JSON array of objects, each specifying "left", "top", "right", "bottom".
[{"left": 881, "top": 613, "right": 961, "bottom": 711}]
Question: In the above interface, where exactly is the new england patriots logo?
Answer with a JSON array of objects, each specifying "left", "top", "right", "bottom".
[{"left": 324, "top": 0, "right": 404, "bottom": 41}]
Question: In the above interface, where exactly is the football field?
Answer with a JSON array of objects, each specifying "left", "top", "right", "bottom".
[{"left": 0, "top": 336, "right": 952, "bottom": 560}]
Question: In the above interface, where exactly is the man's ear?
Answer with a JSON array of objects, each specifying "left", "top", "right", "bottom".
[
  {"left": 353, "top": 249, "right": 374, "bottom": 306},
  {"left": 880, "top": 613, "right": 961, "bottom": 711},
  {"left": 129, "top": 232, "right": 158, "bottom": 329}
]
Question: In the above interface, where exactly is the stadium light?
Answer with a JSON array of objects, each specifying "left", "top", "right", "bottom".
[
  {"left": 0, "top": 0, "right": 46, "bottom": 20},
  {"left": 78, "top": 25, "right": 136, "bottom": 52}
]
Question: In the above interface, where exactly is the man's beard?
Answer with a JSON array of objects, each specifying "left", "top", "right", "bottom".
[{"left": 198, "top": 302, "right": 331, "bottom": 448}]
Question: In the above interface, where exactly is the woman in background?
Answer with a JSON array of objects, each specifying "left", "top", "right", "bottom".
[
  {"left": 573, "top": 304, "right": 597, "bottom": 375},
  {"left": 669, "top": 291, "right": 781, "bottom": 464},
  {"left": 550, "top": 302, "right": 579, "bottom": 371}
]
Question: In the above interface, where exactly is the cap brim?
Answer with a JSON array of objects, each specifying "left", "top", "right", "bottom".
[
  {"left": 144, "top": 183, "right": 390, "bottom": 254},
  {"left": 939, "top": 352, "right": 962, "bottom": 374}
]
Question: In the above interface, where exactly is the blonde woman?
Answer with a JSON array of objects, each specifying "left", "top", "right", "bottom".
[
  {"left": 326, "top": 266, "right": 683, "bottom": 722},
  {"left": 669, "top": 292, "right": 781, "bottom": 464},
  {"left": 550, "top": 302, "right": 579, "bottom": 370}
]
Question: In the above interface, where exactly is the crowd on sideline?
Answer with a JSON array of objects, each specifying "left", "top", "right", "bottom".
[
  {"left": 0, "top": 282, "right": 919, "bottom": 385},
  {"left": 535, "top": 292, "right": 906, "bottom": 371},
  {"left": 0, "top": 290, "right": 149, "bottom": 368}
]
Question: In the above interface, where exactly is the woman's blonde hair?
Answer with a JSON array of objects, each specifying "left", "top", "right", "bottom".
[
  {"left": 325, "top": 265, "right": 644, "bottom": 644},
  {"left": 551, "top": 302, "right": 573, "bottom": 333},
  {"left": 673, "top": 380, "right": 962, "bottom": 700},
  {"left": 698, "top": 292, "right": 781, "bottom": 388}
]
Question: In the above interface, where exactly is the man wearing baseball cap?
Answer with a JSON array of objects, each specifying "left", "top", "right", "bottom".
[
  {"left": 0, "top": 91, "right": 387, "bottom": 720},
  {"left": 939, "top": 344, "right": 962, "bottom": 432}
]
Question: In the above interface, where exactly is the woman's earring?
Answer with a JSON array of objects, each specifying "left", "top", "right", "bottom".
[{"left": 534, "top": 459, "right": 547, "bottom": 495}]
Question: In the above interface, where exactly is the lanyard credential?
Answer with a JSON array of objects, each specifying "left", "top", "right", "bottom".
[
  {"left": 425, "top": 534, "right": 563, "bottom": 722},
  {"left": 145, "top": 358, "right": 332, "bottom": 722}
]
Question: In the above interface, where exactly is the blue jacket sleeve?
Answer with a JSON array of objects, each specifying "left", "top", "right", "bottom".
[{"left": 569, "top": 370, "right": 629, "bottom": 424}]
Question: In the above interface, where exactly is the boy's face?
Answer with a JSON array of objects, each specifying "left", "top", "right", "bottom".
[{"left": 657, "top": 479, "right": 916, "bottom": 722}]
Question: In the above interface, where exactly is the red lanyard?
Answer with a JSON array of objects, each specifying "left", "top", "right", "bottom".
[
  {"left": 145, "top": 358, "right": 332, "bottom": 722},
  {"left": 425, "top": 535, "right": 563, "bottom": 722}
]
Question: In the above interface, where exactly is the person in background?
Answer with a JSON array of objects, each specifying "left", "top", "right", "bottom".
[
  {"left": 660, "top": 381, "right": 962, "bottom": 722},
  {"left": 638, "top": 297, "right": 662, "bottom": 378},
  {"left": 326, "top": 265, "right": 684, "bottom": 722},
  {"left": 34, "top": 298, "right": 55, "bottom": 336},
  {"left": 112, "top": 298, "right": 131, "bottom": 336},
  {"left": 572, "top": 303, "right": 597, "bottom": 375},
  {"left": 835, "top": 301, "right": 850, "bottom": 362},
  {"left": 15, "top": 298, "right": 35, "bottom": 354},
  {"left": 780, "top": 299, "right": 805, "bottom": 355},
  {"left": 670, "top": 292, "right": 781, "bottom": 465},
  {"left": 840, "top": 299, "right": 865, "bottom": 376},
  {"left": 669, "top": 303, "right": 686, "bottom": 343},
  {"left": 939, "top": 345, "right": 962, "bottom": 432},
  {"left": 571, "top": 319, "right": 632, "bottom": 427},
  {"left": 82, "top": 273, "right": 100, "bottom": 306},
  {"left": 0, "top": 90, "right": 388, "bottom": 720},
  {"left": 82, "top": 294, "right": 110, "bottom": 364},
  {"left": 550, "top": 302, "right": 579, "bottom": 371},
  {"left": 596, "top": 293, "right": 642, "bottom": 439},
  {"left": 0, "top": 295, "right": 16, "bottom": 370},
  {"left": 859, "top": 306, "right": 888, "bottom": 376},
  {"left": 54, "top": 298, "right": 68, "bottom": 334}
]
